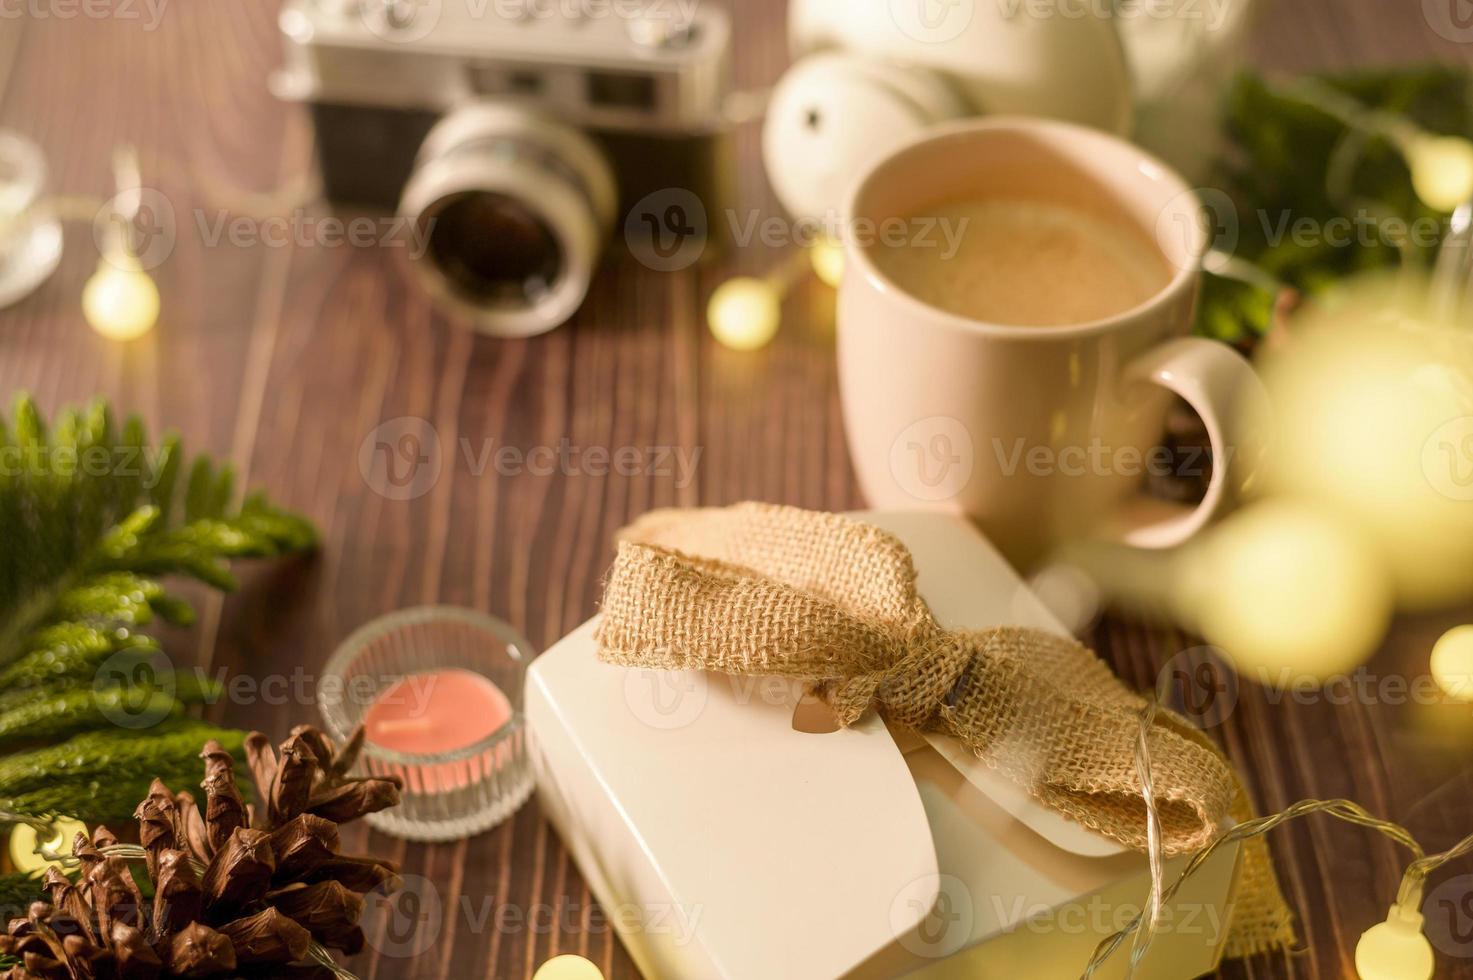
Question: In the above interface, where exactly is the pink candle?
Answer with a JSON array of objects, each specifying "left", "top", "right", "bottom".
[{"left": 364, "top": 669, "right": 513, "bottom": 792}]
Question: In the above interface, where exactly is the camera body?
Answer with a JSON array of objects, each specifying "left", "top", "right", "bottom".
[{"left": 275, "top": 0, "right": 733, "bottom": 336}]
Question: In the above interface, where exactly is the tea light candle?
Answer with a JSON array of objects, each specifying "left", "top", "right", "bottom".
[
  {"left": 363, "top": 669, "right": 515, "bottom": 794},
  {"left": 321, "top": 606, "right": 534, "bottom": 841},
  {"left": 364, "top": 669, "right": 512, "bottom": 755}
]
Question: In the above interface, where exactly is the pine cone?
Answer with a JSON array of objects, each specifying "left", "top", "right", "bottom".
[{"left": 0, "top": 727, "right": 400, "bottom": 980}]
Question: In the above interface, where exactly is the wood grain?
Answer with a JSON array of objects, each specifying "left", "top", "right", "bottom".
[{"left": 3, "top": 1, "right": 1473, "bottom": 977}]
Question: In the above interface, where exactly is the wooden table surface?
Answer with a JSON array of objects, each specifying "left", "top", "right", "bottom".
[{"left": 4, "top": 2, "right": 1473, "bottom": 977}]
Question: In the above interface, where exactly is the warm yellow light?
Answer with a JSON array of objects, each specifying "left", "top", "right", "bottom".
[
  {"left": 1355, "top": 906, "right": 1434, "bottom": 980},
  {"left": 1179, "top": 500, "right": 1393, "bottom": 682},
  {"left": 83, "top": 257, "right": 159, "bottom": 341},
  {"left": 1256, "top": 283, "right": 1473, "bottom": 610},
  {"left": 708, "top": 277, "right": 780, "bottom": 351},
  {"left": 810, "top": 236, "right": 845, "bottom": 288},
  {"left": 1408, "top": 134, "right": 1473, "bottom": 212},
  {"left": 7, "top": 816, "right": 88, "bottom": 876},
  {"left": 1431, "top": 625, "right": 1473, "bottom": 703},
  {"left": 532, "top": 955, "right": 605, "bottom": 980}
]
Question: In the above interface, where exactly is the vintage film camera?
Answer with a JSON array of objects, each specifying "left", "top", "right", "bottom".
[{"left": 275, "top": 0, "right": 732, "bottom": 337}]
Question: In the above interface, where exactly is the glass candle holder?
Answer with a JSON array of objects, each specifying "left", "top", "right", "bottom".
[{"left": 320, "top": 606, "right": 535, "bottom": 842}]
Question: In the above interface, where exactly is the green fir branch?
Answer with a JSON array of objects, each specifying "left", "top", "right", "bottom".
[{"left": 0, "top": 395, "right": 314, "bottom": 824}]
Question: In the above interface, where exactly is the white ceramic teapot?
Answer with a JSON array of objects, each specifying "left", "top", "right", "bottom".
[{"left": 762, "top": 0, "right": 1256, "bottom": 223}]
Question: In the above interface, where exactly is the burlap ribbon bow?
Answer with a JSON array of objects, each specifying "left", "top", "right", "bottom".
[{"left": 595, "top": 503, "right": 1295, "bottom": 958}]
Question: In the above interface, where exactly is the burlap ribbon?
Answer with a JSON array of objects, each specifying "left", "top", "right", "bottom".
[{"left": 595, "top": 503, "right": 1296, "bottom": 958}]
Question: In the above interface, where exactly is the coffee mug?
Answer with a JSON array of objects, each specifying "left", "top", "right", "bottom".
[{"left": 838, "top": 117, "right": 1264, "bottom": 568}]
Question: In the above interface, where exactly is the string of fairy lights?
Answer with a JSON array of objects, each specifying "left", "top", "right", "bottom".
[{"left": 1081, "top": 698, "right": 1473, "bottom": 980}]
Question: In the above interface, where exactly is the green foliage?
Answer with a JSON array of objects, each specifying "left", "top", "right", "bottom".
[
  {"left": 1197, "top": 66, "right": 1473, "bottom": 343},
  {"left": 0, "top": 873, "right": 42, "bottom": 924},
  {"left": 0, "top": 395, "right": 315, "bottom": 671},
  {"left": 0, "top": 394, "right": 314, "bottom": 823},
  {"left": 0, "top": 672, "right": 222, "bottom": 749},
  {"left": 0, "top": 723, "right": 249, "bottom": 823}
]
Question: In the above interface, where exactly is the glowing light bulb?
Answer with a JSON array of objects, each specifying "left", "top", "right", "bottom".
[
  {"left": 708, "top": 277, "right": 780, "bottom": 351},
  {"left": 83, "top": 255, "right": 159, "bottom": 341},
  {"left": 532, "top": 955, "right": 604, "bottom": 980},
  {"left": 1431, "top": 625, "right": 1473, "bottom": 703},
  {"left": 1179, "top": 500, "right": 1393, "bottom": 682},
  {"left": 8, "top": 816, "right": 88, "bottom": 876},
  {"left": 1355, "top": 906, "right": 1434, "bottom": 980},
  {"left": 1408, "top": 134, "right": 1473, "bottom": 213},
  {"left": 809, "top": 236, "right": 845, "bottom": 288}
]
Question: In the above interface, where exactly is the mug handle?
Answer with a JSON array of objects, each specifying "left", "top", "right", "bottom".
[{"left": 1109, "top": 337, "right": 1268, "bottom": 549}]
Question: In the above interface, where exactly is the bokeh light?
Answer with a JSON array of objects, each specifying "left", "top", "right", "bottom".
[
  {"left": 1431, "top": 625, "right": 1473, "bottom": 703},
  {"left": 8, "top": 816, "right": 88, "bottom": 875},
  {"left": 1408, "top": 134, "right": 1473, "bottom": 213},
  {"left": 809, "top": 236, "right": 845, "bottom": 289},
  {"left": 532, "top": 955, "right": 605, "bottom": 980},
  {"left": 1253, "top": 279, "right": 1473, "bottom": 611},
  {"left": 83, "top": 259, "right": 159, "bottom": 341},
  {"left": 1177, "top": 499, "right": 1393, "bottom": 681},
  {"left": 708, "top": 277, "right": 781, "bottom": 351},
  {"left": 1355, "top": 907, "right": 1434, "bottom": 980}
]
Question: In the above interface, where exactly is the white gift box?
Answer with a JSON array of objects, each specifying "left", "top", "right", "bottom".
[{"left": 526, "top": 512, "right": 1241, "bottom": 979}]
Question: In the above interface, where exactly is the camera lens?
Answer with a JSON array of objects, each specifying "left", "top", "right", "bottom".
[
  {"left": 424, "top": 193, "right": 562, "bottom": 308},
  {"left": 400, "top": 104, "right": 617, "bottom": 338}
]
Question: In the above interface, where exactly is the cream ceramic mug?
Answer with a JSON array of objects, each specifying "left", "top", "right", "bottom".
[{"left": 838, "top": 117, "right": 1264, "bottom": 568}]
